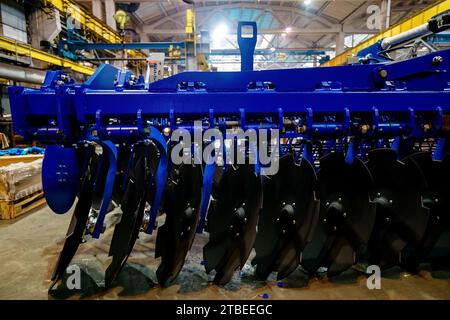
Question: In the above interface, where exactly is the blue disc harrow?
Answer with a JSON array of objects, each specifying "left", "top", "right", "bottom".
[{"left": 8, "top": 18, "right": 450, "bottom": 289}]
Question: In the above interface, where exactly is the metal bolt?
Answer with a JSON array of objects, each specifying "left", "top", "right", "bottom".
[
  {"left": 244, "top": 218, "right": 247, "bottom": 223},
  {"left": 379, "top": 69, "right": 388, "bottom": 78},
  {"left": 292, "top": 203, "right": 296, "bottom": 207},
  {"left": 386, "top": 217, "right": 390, "bottom": 222},
  {"left": 435, "top": 198, "right": 439, "bottom": 203},
  {"left": 338, "top": 197, "right": 342, "bottom": 202},
  {"left": 433, "top": 56, "right": 443, "bottom": 66},
  {"left": 276, "top": 218, "right": 280, "bottom": 222},
  {"left": 361, "top": 124, "right": 370, "bottom": 134},
  {"left": 187, "top": 226, "right": 191, "bottom": 231},
  {"left": 230, "top": 225, "right": 234, "bottom": 229},
  {"left": 389, "top": 199, "right": 393, "bottom": 204},
  {"left": 326, "top": 202, "right": 330, "bottom": 207},
  {"left": 293, "top": 219, "right": 296, "bottom": 225},
  {"left": 236, "top": 233, "right": 240, "bottom": 237},
  {"left": 282, "top": 230, "right": 286, "bottom": 234},
  {"left": 343, "top": 212, "right": 347, "bottom": 218},
  {"left": 423, "top": 124, "right": 432, "bottom": 132},
  {"left": 323, "top": 218, "right": 327, "bottom": 223}
]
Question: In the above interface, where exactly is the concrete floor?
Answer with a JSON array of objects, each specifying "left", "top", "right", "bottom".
[{"left": 1, "top": 205, "right": 450, "bottom": 300}]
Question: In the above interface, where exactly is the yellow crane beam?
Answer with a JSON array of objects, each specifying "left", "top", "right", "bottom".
[
  {"left": 322, "top": 0, "right": 450, "bottom": 67},
  {"left": 45, "top": 0, "right": 121, "bottom": 43},
  {"left": 0, "top": 0, "right": 146, "bottom": 78},
  {"left": 0, "top": 36, "right": 95, "bottom": 75},
  {"left": 45, "top": 0, "right": 145, "bottom": 58}
]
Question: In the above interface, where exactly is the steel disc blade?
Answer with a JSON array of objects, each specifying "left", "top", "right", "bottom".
[
  {"left": 105, "top": 142, "right": 158, "bottom": 288},
  {"left": 366, "top": 148, "right": 429, "bottom": 269},
  {"left": 203, "top": 164, "right": 262, "bottom": 285},
  {"left": 50, "top": 144, "right": 97, "bottom": 283},
  {"left": 155, "top": 162, "right": 203, "bottom": 286},
  {"left": 401, "top": 152, "right": 450, "bottom": 267},
  {"left": 301, "top": 152, "right": 374, "bottom": 276},
  {"left": 112, "top": 144, "right": 133, "bottom": 204},
  {"left": 253, "top": 155, "right": 319, "bottom": 280},
  {"left": 326, "top": 237, "right": 355, "bottom": 277},
  {"left": 300, "top": 217, "right": 330, "bottom": 274},
  {"left": 42, "top": 145, "right": 81, "bottom": 214}
]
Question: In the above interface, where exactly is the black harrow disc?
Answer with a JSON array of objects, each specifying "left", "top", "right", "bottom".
[
  {"left": 155, "top": 162, "right": 203, "bottom": 286},
  {"left": 401, "top": 151, "right": 450, "bottom": 269},
  {"left": 366, "top": 149, "right": 429, "bottom": 269},
  {"left": 203, "top": 164, "right": 262, "bottom": 285},
  {"left": 105, "top": 142, "right": 158, "bottom": 288},
  {"left": 301, "top": 152, "right": 375, "bottom": 277},
  {"left": 252, "top": 155, "right": 319, "bottom": 280},
  {"left": 112, "top": 144, "right": 133, "bottom": 205},
  {"left": 50, "top": 144, "right": 98, "bottom": 285}
]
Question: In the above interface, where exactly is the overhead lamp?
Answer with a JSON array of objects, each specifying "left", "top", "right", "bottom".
[{"left": 212, "top": 23, "right": 228, "bottom": 40}]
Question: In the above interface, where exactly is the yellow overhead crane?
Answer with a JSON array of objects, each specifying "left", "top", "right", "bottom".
[
  {"left": 0, "top": 0, "right": 145, "bottom": 77},
  {"left": 0, "top": 35, "right": 95, "bottom": 75},
  {"left": 323, "top": 0, "right": 450, "bottom": 67},
  {"left": 45, "top": 0, "right": 145, "bottom": 60},
  {"left": 45, "top": 0, "right": 121, "bottom": 43}
]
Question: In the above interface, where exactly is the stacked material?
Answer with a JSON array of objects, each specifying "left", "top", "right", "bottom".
[
  {"left": 0, "top": 158, "right": 45, "bottom": 219},
  {"left": 0, "top": 158, "right": 43, "bottom": 201}
]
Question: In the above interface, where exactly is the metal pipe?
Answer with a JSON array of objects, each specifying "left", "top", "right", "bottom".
[
  {"left": 385, "top": 0, "right": 391, "bottom": 29},
  {"left": 381, "top": 10, "right": 450, "bottom": 50},
  {"left": 0, "top": 62, "right": 46, "bottom": 84},
  {"left": 381, "top": 23, "right": 430, "bottom": 50}
]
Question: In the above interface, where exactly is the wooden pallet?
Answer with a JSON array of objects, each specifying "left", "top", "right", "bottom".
[{"left": 0, "top": 190, "right": 46, "bottom": 220}]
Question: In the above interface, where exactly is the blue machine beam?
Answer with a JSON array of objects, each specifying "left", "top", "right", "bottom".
[{"left": 8, "top": 19, "right": 450, "bottom": 289}]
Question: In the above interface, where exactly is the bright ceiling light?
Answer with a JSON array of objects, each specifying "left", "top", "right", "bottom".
[
  {"left": 212, "top": 23, "right": 228, "bottom": 40},
  {"left": 281, "top": 32, "right": 287, "bottom": 37},
  {"left": 285, "top": 26, "right": 292, "bottom": 33},
  {"left": 270, "top": 47, "right": 276, "bottom": 52},
  {"left": 304, "top": 0, "right": 312, "bottom": 5}
]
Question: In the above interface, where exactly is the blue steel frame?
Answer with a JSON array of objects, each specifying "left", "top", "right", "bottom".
[
  {"left": 8, "top": 46, "right": 450, "bottom": 140},
  {"left": 7, "top": 22, "right": 450, "bottom": 234}
]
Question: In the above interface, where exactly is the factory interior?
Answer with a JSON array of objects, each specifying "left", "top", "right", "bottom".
[{"left": 0, "top": 0, "right": 450, "bottom": 302}]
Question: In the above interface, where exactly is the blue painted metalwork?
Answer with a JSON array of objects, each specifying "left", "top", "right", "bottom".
[
  {"left": 145, "top": 127, "right": 168, "bottom": 234},
  {"left": 7, "top": 21, "right": 450, "bottom": 236},
  {"left": 237, "top": 21, "right": 257, "bottom": 71},
  {"left": 208, "top": 49, "right": 326, "bottom": 56},
  {"left": 42, "top": 145, "right": 80, "bottom": 214},
  {"left": 67, "top": 41, "right": 186, "bottom": 51},
  {"left": 92, "top": 140, "right": 118, "bottom": 238},
  {"left": 197, "top": 161, "right": 215, "bottom": 234}
]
